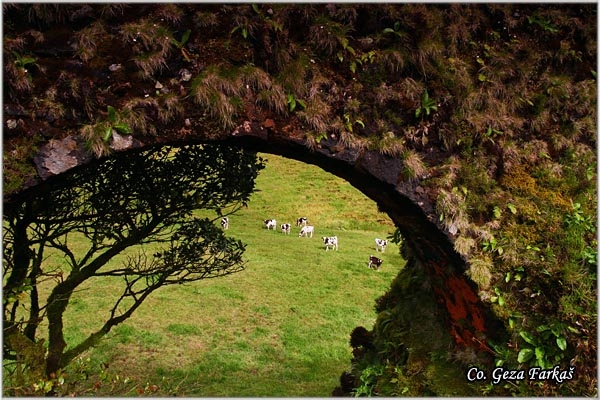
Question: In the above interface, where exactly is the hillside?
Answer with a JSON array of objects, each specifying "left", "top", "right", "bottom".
[
  {"left": 2, "top": 4, "right": 597, "bottom": 396},
  {"left": 14, "top": 153, "right": 404, "bottom": 396}
]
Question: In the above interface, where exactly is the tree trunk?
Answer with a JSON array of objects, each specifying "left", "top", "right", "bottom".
[
  {"left": 44, "top": 284, "right": 72, "bottom": 377},
  {"left": 3, "top": 202, "right": 33, "bottom": 337}
]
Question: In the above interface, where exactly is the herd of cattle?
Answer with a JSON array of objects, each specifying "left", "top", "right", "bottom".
[{"left": 219, "top": 216, "right": 388, "bottom": 271}]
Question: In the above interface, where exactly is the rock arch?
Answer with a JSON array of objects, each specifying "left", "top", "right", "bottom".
[{"left": 24, "top": 120, "right": 504, "bottom": 356}]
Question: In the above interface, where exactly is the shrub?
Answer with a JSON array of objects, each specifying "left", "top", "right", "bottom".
[
  {"left": 401, "top": 149, "right": 427, "bottom": 181},
  {"left": 466, "top": 255, "right": 493, "bottom": 289},
  {"left": 435, "top": 187, "right": 469, "bottom": 235},
  {"left": 190, "top": 66, "right": 243, "bottom": 130}
]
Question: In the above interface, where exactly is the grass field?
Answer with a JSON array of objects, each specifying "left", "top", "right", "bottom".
[{"left": 60, "top": 153, "right": 406, "bottom": 396}]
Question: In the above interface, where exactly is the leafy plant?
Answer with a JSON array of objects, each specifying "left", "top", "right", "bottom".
[
  {"left": 383, "top": 21, "right": 403, "bottom": 38},
  {"left": 79, "top": 105, "right": 135, "bottom": 156},
  {"left": 481, "top": 126, "right": 503, "bottom": 144},
  {"left": 493, "top": 205, "right": 502, "bottom": 219},
  {"left": 517, "top": 322, "right": 570, "bottom": 369},
  {"left": 581, "top": 245, "right": 597, "bottom": 267},
  {"left": 504, "top": 266, "right": 525, "bottom": 283},
  {"left": 343, "top": 113, "right": 365, "bottom": 133},
  {"left": 170, "top": 29, "right": 192, "bottom": 62},
  {"left": 353, "top": 364, "right": 384, "bottom": 397},
  {"left": 349, "top": 50, "right": 376, "bottom": 74},
  {"left": 286, "top": 93, "right": 306, "bottom": 112},
  {"left": 415, "top": 89, "right": 437, "bottom": 119},
  {"left": 230, "top": 24, "right": 249, "bottom": 39},
  {"left": 102, "top": 105, "right": 133, "bottom": 143},
  {"left": 12, "top": 51, "right": 37, "bottom": 71},
  {"left": 564, "top": 202, "right": 597, "bottom": 267},
  {"left": 564, "top": 202, "right": 594, "bottom": 232},
  {"left": 527, "top": 14, "right": 559, "bottom": 33},
  {"left": 490, "top": 287, "right": 506, "bottom": 307},
  {"left": 482, "top": 237, "right": 503, "bottom": 255}
]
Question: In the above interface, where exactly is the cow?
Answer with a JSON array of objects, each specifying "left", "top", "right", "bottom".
[
  {"left": 375, "top": 238, "right": 388, "bottom": 252},
  {"left": 298, "top": 225, "right": 314, "bottom": 238},
  {"left": 220, "top": 217, "right": 229, "bottom": 230},
  {"left": 281, "top": 223, "right": 291, "bottom": 234},
  {"left": 264, "top": 219, "right": 277, "bottom": 230},
  {"left": 368, "top": 255, "right": 384, "bottom": 271},
  {"left": 322, "top": 236, "right": 338, "bottom": 251},
  {"left": 296, "top": 217, "right": 308, "bottom": 227}
]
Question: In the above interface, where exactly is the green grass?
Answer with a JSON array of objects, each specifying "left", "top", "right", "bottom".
[{"left": 59, "top": 153, "right": 405, "bottom": 396}]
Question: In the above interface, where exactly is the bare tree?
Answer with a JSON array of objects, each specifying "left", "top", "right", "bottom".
[{"left": 2, "top": 144, "right": 264, "bottom": 392}]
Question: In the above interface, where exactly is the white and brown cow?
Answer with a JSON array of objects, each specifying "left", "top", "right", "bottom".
[
  {"left": 281, "top": 223, "right": 291, "bottom": 234},
  {"left": 322, "top": 236, "right": 338, "bottom": 251},
  {"left": 368, "top": 255, "right": 383, "bottom": 271},
  {"left": 375, "top": 238, "right": 388, "bottom": 252},
  {"left": 264, "top": 219, "right": 277, "bottom": 230},
  {"left": 298, "top": 225, "right": 314, "bottom": 238}
]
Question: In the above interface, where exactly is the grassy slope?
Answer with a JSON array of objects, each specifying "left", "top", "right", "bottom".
[{"left": 61, "top": 153, "right": 404, "bottom": 397}]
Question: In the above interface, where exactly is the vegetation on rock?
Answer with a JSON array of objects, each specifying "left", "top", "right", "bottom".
[{"left": 3, "top": 4, "right": 597, "bottom": 396}]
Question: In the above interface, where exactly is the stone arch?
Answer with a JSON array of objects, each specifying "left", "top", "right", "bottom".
[{"left": 24, "top": 123, "right": 505, "bottom": 355}]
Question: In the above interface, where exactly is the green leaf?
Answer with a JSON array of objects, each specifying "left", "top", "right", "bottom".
[
  {"left": 520, "top": 331, "right": 536, "bottom": 345},
  {"left": 567, "top": 325, "right": 580, "bottom": 334},
  {"left": 103, "top": 127, "right": 113, "bottom": 143},
  {"left": 535, "top": 346, "right": 545, "bottom": 364},
  {"left": 383, "top": 28, "right": 395, "bottom": 34},
  {"left": 497, "top": 295, "right": 505, "bottom": 306},
  {"left": 113, "top": 123, "right": 132, "bottom": 135},
  {"left": 107, "top": 105, "right": 116, "bottom": 122},
  {"left": 586, "top": 165, "right": 594, "bottom": 180},
  {"left": 295, "top": 99, "right": 306, "bottom": 110},
  {"left": 507, "top": 203, "right": 517, "bottom": 214},
  {"left": 287, "top": 94, "right": 296, "bottom": 112},
  {"left": 517, "top": 348, "right": 534, "bottom": 363},
  {"left": 355, "top": 119, "right": 365, "bottom": 128},
  {"left": 349, "top": 62, "right": 356, "bottom": 74},
  {"left": 556, "top": 336, "right": 567, "bottom": 351},
  {"left": 493, "top": 206, "right": 502, "bottom": 219},
  {"left": 340, "top": 37, "right": 349, "bottom": 50},
  {"left": 180, "top": 29, "right": 191, "bottom": 46}
]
